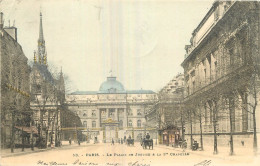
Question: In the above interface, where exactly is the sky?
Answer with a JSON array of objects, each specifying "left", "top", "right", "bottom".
[{"left": 0, "top": 0, "right": 214, "bottom": 93}]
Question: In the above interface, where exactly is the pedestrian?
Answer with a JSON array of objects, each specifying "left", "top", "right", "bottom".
[
  {"left": 121, "top": 138, "right": 123, "bottom": 144},
  {"left": 69, "top": 138, "right": 71, "bottom": 145},
  {"left": 78, "top": 139, "right": 81, "bottom": 146},
  {"left": 111, "top": 138, "right": 114, "bottom": 145}
]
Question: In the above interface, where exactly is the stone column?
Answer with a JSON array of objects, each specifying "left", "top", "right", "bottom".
[
  {"left": 106, "top": 108, "right": 109, "bottom": 119},
  {"left": 115, "top": 108, "right": 118, "bottom": 121},
  {"left": 124, "top": 108, "right": 127, "bottom": 127},
  {"left": 97, "top": 109, "right": 100, "bottom": 128}
]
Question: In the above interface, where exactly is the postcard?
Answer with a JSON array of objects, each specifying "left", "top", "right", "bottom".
[{"left": 0, "top": 0, "right": 260, "bottom": 166}]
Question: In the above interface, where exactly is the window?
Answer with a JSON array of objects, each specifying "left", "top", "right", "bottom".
[
  {"left": 128, "top": 120, "right": 132, "bottom": 127},
  {"left": 128, "top": 109, "right": 133, "bottom": 116},
  {"left": 137, "top": 109, "right": 142, "bottom": 116},
  {"left": 137, "top": 120, "right": 141, "bottom": 127},
  {"left": 83, "top": 121, "right": 87, "bottom": 127},
  {"left": 92, "top": 121, "right": 96, "bottom": 128},
  {"left": 101, "top": 109, "right": 106, "bottom": 117},
  {"left": 109, "top": 109, "right": 115, "bottom": 118},
  {"left": 36, "top": 84, "right": 41, "bottom": 93},
  {"left": 92, "top": 110, "right": 96, "bottom": 117},
  {"left": 119, "top": 120, "right": 123, "bottom": 128},
  {"left": 119, "top": 109, "right": 124, "bottom": 116},
  {"left": 83, "top": 111, "right": 87, "bottom": 117}
]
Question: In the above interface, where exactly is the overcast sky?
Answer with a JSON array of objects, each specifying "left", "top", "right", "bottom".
[{"left": 0, "top": 0, "right": 214, "bottom": 93}]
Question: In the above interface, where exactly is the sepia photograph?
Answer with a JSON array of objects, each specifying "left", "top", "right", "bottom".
[{"left": 0, "top": 0, "right": 260, "bottom": 165}]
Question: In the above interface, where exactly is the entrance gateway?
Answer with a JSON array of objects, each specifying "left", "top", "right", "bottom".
[{"left": 101, "top": 118, "right": 119, "bottom": 143}]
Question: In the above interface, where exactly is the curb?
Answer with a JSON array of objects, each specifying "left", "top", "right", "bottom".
[
  {"left": 155, "top": 145, "right": 255, "bottom": 161},
  {"left": 1, "top": 144, "right": 91, "bottom": 158}
]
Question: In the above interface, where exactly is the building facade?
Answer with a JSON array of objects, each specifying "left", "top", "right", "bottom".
[
  {"left": 0, "top": 12, "right": 31, "bottom": 148},
  {"left": 146, "top": 74, "right": 184, "bottom": 146},
  {"left": 66, "top": 76, "right": 157, "bottom": 143},
  {"left": 30, "top": 12, "right": 65, "bottom": 148},
  {"left": 181, "top": 1, "right": 260, "bottom": 151}
]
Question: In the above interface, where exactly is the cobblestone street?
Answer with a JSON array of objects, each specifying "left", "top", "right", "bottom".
[{"left": 1, "top": 142, "right": 259, "bottom": 166}]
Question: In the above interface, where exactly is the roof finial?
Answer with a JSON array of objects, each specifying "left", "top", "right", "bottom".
[{"left": 109, "top": 69, "right": 113, "bottom": 77}]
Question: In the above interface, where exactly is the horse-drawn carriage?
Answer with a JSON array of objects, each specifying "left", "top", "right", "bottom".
[
  {"left": 127, "top": 138, "right": 134, "bottom": 146},
  {"left": 141, "top": 139, "right": 153, "bottom": 150}
]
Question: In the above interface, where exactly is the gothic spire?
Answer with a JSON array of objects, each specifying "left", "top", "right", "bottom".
[
  {"left": 39, "top": 12, "right": 44, "bottom": 43},
  {"left": 37, "top": 11, "right": 46, "bottom": 65}
]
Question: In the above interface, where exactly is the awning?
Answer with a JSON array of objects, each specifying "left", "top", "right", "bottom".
[{"left": 15, "top": 126, "right": 38, "bottom": 135}]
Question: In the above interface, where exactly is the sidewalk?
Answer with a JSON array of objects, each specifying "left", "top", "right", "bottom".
[
  {"left": 0, "top": 141, "right": 89, "bottom": 158},
  {"left": 156, "top": 144, "right": 259, "bottom": 162}
]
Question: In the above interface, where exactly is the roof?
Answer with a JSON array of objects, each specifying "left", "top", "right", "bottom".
[
  {"left": 98, "top": 76, "right": 125, "bottom": 93},
  {"left": 126, "top": 90, "right": 155, "bottom": 94},
  {"left": 70, "top": 90, "right": 155, "bottom": 95},
  {"left": 70, "top": 91, "right": 97, "bottom": 95}
]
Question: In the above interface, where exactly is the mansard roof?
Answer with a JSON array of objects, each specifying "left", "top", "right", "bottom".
[
  {"left": 70, "top": 91, "right": 97, "bottom": 95},
  {"left": 70, "top": 90, "right": 155, "bottom": 95}
]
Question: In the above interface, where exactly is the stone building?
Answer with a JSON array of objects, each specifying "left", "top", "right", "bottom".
[
  {"left": 146, "top": 73, "right": 184, "bottom": 146},
  {"left": 30, "top": 12, "right": 65, "bottom": 147},
  {"left": 66, "top": 76, "right": 157, "bottom": 143},
  {"left": 0, "top": 12, "right": 31, "bottom": 148},
  {"left": 181, "top": 1, "right": 260, "bottom": 152}
]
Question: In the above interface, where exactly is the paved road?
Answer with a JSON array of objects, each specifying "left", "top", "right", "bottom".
[{"left": 1, "top": 143, "right": 258, "bottom": 166}]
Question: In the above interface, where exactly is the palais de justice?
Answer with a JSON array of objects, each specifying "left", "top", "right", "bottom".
[{"left": 66, "top": 76, "right": 157, "bottom": 142}]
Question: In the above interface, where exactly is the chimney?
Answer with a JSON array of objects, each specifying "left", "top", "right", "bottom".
[{"left": 0, "top": 12, "right": 3, "bottom": 29}]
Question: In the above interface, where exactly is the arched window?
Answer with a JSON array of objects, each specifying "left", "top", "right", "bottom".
[
  {"left": 119, "top": 120, "right": 123, "bottom": 128},
  {"left": 137, "top": 120, "right": 141, "bottom": 127},
  {"left": 92, "top": 121, "right": 96, "bottom": 128},
  {"left": 83, "top": 121, "right": 87, "bottom": 127},
  {"left": 128, "top": 120, "right": 132, "bottom": 127}
]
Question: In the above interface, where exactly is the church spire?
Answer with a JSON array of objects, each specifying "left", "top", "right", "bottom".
[
  {"left": 37, "top": 11, "right": 46, "bottom": 65},
  {"left": 39, "top": 12, "right": 44, "bottom": 43}
]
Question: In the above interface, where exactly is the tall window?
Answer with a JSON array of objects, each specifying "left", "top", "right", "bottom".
[
  {"left": 92, "top": 110, "right": 96, "bottom": 117},
  {"left": 137, "top": 120, "right": 141, "bottom": 127},
  {"left": 128, "top": 109, "right": 133, "bottom": 116},
  {"left": 128, "top": 120, "right": 132, "bottom": 127},
  {"left": 83, "top": 111, "right": 87, "bottom": 117},
  {"left": 119, "top": 120, "right": 123, "bottom": 128},
  {"left": 83, "top": 121, "right": 87, "bottom": 127},
  {"left": 92, "top": 121, "right": 96, "bottom": 128},
  {"left": 101, "top": 110, "right": 106, "bottom": 117}
]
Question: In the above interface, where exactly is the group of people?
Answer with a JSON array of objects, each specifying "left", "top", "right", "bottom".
[
  {"left": 111, "top": 136, "right": 130, "bottom": 145},
  {"left": 68, "top": 138, "right": 81, "bottom": 146}
]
